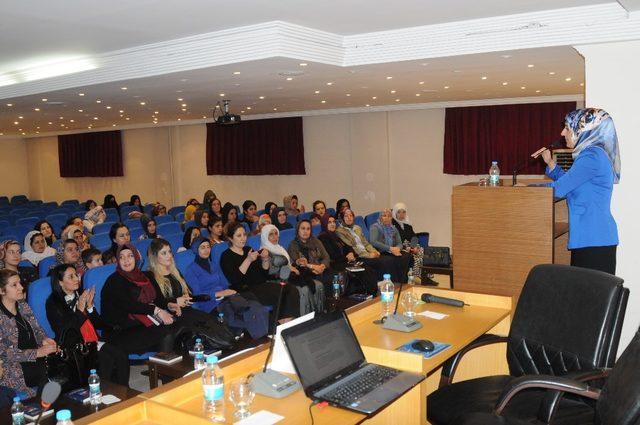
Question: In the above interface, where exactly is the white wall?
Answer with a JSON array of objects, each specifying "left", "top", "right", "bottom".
[
  {"left": 577, "top": 40, "right": 640, "bottom": 352},
  {"left": 0, "top": 137, "right": 30, "bottom": 198}
]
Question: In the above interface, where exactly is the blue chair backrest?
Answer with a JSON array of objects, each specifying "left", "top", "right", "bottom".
[
  {"left": 286, "top": 215, "right": 297, "bottom": 228},
  {"left": 124, "top": 218, "right": 142, "bottom": 230},
  {"left": 365, "top": 212, "right": 381, "bottom": 228},
  {"left": 158, "top": 222, "right": 181, "bottom": 236},
  {"left": 52, "top": 239, "right": 63, "bottom": 250},
  {"left": 166, "top": 233, "right": 184, "bottom": 253},
  {"left": 130, "top": 228, "right": 144, "bottom": 240},
  {"left": 183, "top": 220, "right": 196, "bottom": 231},
  {"left": 92, "top": 222, "right": 115, "bottom": 236},
  {"left": 26, "top": 277, "right": 55, "bottom": 338},
  {"left": 0, "top": 234, "right": 17, "bottom": 245},
  {"left": 247, "top": 235, "right": 261, "bottom": 250},
  {"left": 175, "top": 250, "right": 195, "bottom": 276},
  {"left": 83, "top": 264, "right": 117, "bottom": 314},
  {"left": 16, "top": 217, "right": 40, "bottom": 228},
  {"left": 312, "top": 224, "right": 321, "bottom": 236},
  {"left": 0, "top": 220, "right": 10, "bottom": 232},
  {"left": 49, "top": 219, "right": 67, "bottom": 238},
  {"left": 25, "top": 211, "right": 43, "bottom": 219},
  {"left": 327, "top": 208, "right": 336, "bottom": 217},
  {"left": 19, "top": 260, "right": 34, "bottom": 268},
  {"left": 238, "top": 213, "right": 245, "bottom": 222},
  {"left": 143, "top": 204, "right": 154, "bottom": 216},
  {"left": 241, "top": 222, "right": 250, "bottom": 234},
  {"left": 354, "top": 216, "right": 369, "bottom": 240},
  {"left": 175, "top": 212, "right": 185, "bottom": 223},
  {"left": 417, "top": 232, "right": 429, "bottom": 249},
  {"left": 211, "top": 243, "right": 230, "bottom": 286},
  {"left": 200, "top": 228, "right": 210, "bottom": 238},
  {"left": 61, "top": 200, "right": 79, "bottom": 207},
  {"left": 45, "top": 213, "right": 69, "bottom": 222},
  {"left": 154, "top": 215, "right": 173, "bottom": 225},
  {"left": 168, "top": 206, "right": 185, "bottom": 218},
  {"left": 42, "top": 201, "right": 58, "bottom": 210},
  {"left": 90, "top": 233, "right": 112, "bottom": 252},
  {"left": 104, "top": 209, "right": 119, "bottom": 222},
  {"left": 279, "top": 228, "right": 296, "bottom": 250},
  {"left": 119, "top": 205, "right": 139, "bottom": 221},
  {"left": 11, "top": 195, "right": 29, "bottom": 205},
  {"left": 38, "top": 256, "right": 57, "bottom": 277},
  {"left": 7, "top": 225, "right": 31, "bottom": 246},
  {"left": 133, "top": 238, "right": 152, "bottom": 258},
  {"left": 297, "top": 212, "right": 312, "bottom": 222},
  {"left": 70, "top": 210, "right": 86, "bottom": 219}
]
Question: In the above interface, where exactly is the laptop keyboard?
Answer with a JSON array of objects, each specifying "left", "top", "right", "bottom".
[{"left": 323, "top": 366, "right": 400, "bottom": 405}]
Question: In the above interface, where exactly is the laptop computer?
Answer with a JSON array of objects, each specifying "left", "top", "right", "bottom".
[{"left": 281, "top": 310, "right": 425, "bottom": 415}]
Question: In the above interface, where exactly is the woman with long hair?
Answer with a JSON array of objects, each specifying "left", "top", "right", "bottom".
[
  {"left": 34, "top": 220, "right": 57, "bottom": 246},
  {"left": 0, "top": 240, "right": 38, "bottom": 292}
]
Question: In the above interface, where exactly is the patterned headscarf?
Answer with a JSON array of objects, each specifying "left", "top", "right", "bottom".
[
  {"left": 0, "top": 240, "right": 20, "bottom": 269},
  {"left": 377, "top": 209, "right": 396, "bottom": 246},
  {"left": 84, "top": 206, "right": 105, "bottom": 224},
  {"left": 565, "top": 108, "right": 621, "bottom": 183},
  {"left": 55, "top": 240, "right": 87, "bottom": 276}
]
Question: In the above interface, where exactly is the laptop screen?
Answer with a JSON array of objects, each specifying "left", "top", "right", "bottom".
[{"left": 282, "top": 312, "right": 365, "bottom": 391}]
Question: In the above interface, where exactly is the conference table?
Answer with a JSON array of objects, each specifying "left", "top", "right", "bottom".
[{"left": 75, "top": 286, "right": 512, "bottom": 425}]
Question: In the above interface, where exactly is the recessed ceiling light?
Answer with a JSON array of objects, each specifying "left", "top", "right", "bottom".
[
  {"left": 453, "top": 70, "right": 462, "bottom": 73},
  {"left": 34, "top": 108, "right": 40, "bottom": 111},
  {"left": 202, "top": 115, "right": 207, "bottom": 119},
  {"left": 96, "top": 100, "right": 102, "bottom": 103},
  {"left": 395, "top": 99, "right": 400, "bottom": 102},
  {"left": 177, "top": 98, "right": 183, "bottom": 101},
  {"left": 6, "top": 103, "right": 13, "bottom": 106},
  {"left": 527, "top": 64, "right": 535, "bottom": 68},
  {"left": 415, "top": 93, "right": 421, "bottom": 96},
  {"left": 535, "top": 90, "right": 541, "bottom": 93},
  {"left": 565, "top": 77, "right": 572, "bottom": 81},
  {"left": 177, "top": 118, "right": 182, "bottom": 121},
  {"left": 326, "top": 82, "right": 333, "bottom": 86},
  {"left": 119, "top": 110, "right": 124, "bottom": 113},
  {"left": 521, "top": 86, "right": 526, "bottom": 89},
  {"left": 41, "top": 98, "right": 47, "bottom": 102},
  {"left": 502, "top": 82, "right": 508, "bottom": 86},
  {"left": 233, "top": 71, "right": 241, "bottom": 75},
  {"left": 180, "top": 78, "right": 188, "bottom": 82},
  {"left": 140, "top": 101, "right": 146, "bottom": 105},
  {"left": 286, "top": 77, "right": 293, "bottom": 81},
  {"left": 48, "top": 122, "right": 52, "bottom": 125},
  {"left": 299, "top": 63, "right": 308, "bottom": 67},
  {"left": 273, "top": 108, "right": 278, "bottom": 111},
  {"left": 372, "top": 96, "right": 377, "bottom": 100},
  {"left": 13, "top": 121, "right": 18, "bottom": 125},
  {"left": 259, "top": 96, "right": 265, "bottom": 100},
  {"left": 112, "top": 124, "right": 116, "bottom": 127},
  {"left": 240, "top": 111, "right": 244, "bottom": 114},
  {"left": 501, "top": 54, "right": 512, "bottom": 59},
  {"left": 548, "top": 71, "right": 556, "bottom": 75},
  {"left": 366, "top": 104, "right": 370, "bottom": 107},
  {"left": 18, "top": 116, "right": 23, "bottom": 119},
  {"left": 386, "top": 76, "right": 393, "bottom": 80},
  {"left": 121, "top": 87, "right": 127, "bottom": 90},
  {"left": 181, "top": 108, "right": 187, "bottom": 111},
  {"left": 154, "top": 111, "right": 159, "bottom": 114},
  {"left": 444, "top": 86, "right": 450, "bottom": 89},
  {"left": 346, "top": 94, "right": 351, "bottom": 97},
  {"left": 181, "top": 103, "right": 187, "bottom": 107},
  {"left": 70, "top": 119, "right": 75, "bottom": 123},
  {"left": 93, "top": 117, "right": 98, "bottom": 120},
  {"left": 580, "top": 83, "right": 584, "bottom": 86},
  {"left": 321, "top": 100, "right": 326, "bottom": 104},
  {"left": 106, "top": 106, "right": 111, "bottom": 109},
  {"left": 219, "top": 93, "right": 225, "bottom": 97},
  {"left": 247, "top": 107, "right": 252, "bottom": 110},
  {"left": 314, "top": 90, "right": 320, "bottom": 94},
  {"left": 421, "top": 63, "right": 429, "bottom": 66},
  {"left": 78, "top": 109, "right": 83, "bottom": 112},
  {"left": 126, "top": 117, "right": 130, "bottom": 120},
  {"left": 481, "top": 76, "right": 488, "bottom": 80},
  {"left": 78, "top": 93, "right": 84, "bottom": 96},
  {"left": 390, "top": 90, "right": 396, "bottom": 94},
  {"left": 419, "top": 81, "right": 425, "bottom": 85},
  {"left": 58, "top": 116, "right": 63, "bottom": 119}
]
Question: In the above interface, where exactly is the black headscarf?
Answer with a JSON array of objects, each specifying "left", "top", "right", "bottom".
[
  {"left": 270, "top": 207, "right": 293, "bottom": 231},
  {"left": 103, "top": 194, "right": 119, "bottom": 212},
  {"left": 191, "top": 236, "right": 211, "bottom": 273},
  {"left": 182, "top": 226, "right": 199, "bottom": 250},
  {"left": 140, "top": 215, "right": 157, "bottom": 239}
]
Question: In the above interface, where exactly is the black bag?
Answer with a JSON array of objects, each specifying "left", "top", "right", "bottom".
[
  {"left": 173, "top": 311, "right": 235, "bottom": 354},
  {"left": 422, "top": 246, "right": 451, "bottom": 267},
  {"left": 45, "top": 327, "right": 97, "bottom": 392},
  {"left": 218, "top": 295, "right": 269, "bottom": 339}
]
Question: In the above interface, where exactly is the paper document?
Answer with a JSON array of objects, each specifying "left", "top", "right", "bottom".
[
  {"left": 234, "top": 410, "right": 284, "bottom": 425},
  {"left": 417, "top": 310, "right": 448, "bottom": 320},
  {"left": 269, "top": 311, "right": 315, "bottom": 374}
]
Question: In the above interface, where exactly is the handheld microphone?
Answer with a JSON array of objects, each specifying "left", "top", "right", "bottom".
[
  {"left": 512, "top": 137, "right": 565, "bottom": 185},
  {"left": 421, "top": 293, "right": 465, "bottom": 308},
  {"left": 35, "top": 381, "right": 61, "bottom": 425}
]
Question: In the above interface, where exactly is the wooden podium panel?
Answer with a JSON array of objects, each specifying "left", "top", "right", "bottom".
[{"left": 452, "top": 180, "right": 569, "bottom": 300}]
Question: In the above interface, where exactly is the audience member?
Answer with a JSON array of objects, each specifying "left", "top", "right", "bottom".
[
  {"left": 221, "top": 202, "right": 238, "bottom": 225},
  {"left": 179, "top": 226, "right": 200, "bottom": 253},
  {"left": 152, "top": 203, "right": 167, "bottom": 217},
  {"left": 139, "top": 215, "right": 161, "bottom": 240},
  {"left": 85, "top": 199, "right": 97, "bottom": 211},
  {"left": 65, "top": 226, "right": 90, "bottom": 251},
  {"left": 83, "top": 205, "right": 107, "bottom": 233},
  {"left": 100, "top": 244, "right": 176, "bottom": 355},
  {"left": 46, "top": 264, "right": 129, "bottom": 386},
  {"left": 271, "top": 207, "right": 292, "bottom": 231},
  {"left": 81, "top": 248, "right": 103, "bottom": 270},
  {"left": 253, "top": 214, "right": 271, "bottom": 236},
  {"left": 242, "top": 200, "right": 259, "bottom": 224},
  {"left": 207, "top": 216, "right": 225, "bottom": 245},
  {"left": 103, "top": 194, "right": 119, "bottom": 213},
  {"left": 312, "top": 200, "right": 329, "bottom": 219},
  {"left": 310, "top": 213, "right": 321, "bottom": 227},
  {"left": 194, "top": 209, "right": 210, "bottom": 230},
  {"left": 336, "top": 198, "right": 351, "bottom": 215},
  {"left": 34, "top": 220, "right": 57, "bottom": 246},
  {"left": 220, "top": 222, "right": 299, "bottom": 322},
  {"left": 287, "top": 220, "right": 328, "bottom": 311},
  {"left": 368, "top": 209, "right": 412, "bottom": 283},
  {"left": 202, "top": 190, "right": 217, "bottom": 210},
  {"left": 283, "top": 194, "right": 304, "bottom": 217},
  {"left": 55, "top": 239, "right": 87, "bottom": 277},
  {"left": 210, "top": 198, "right": 223, "bottom": 219},
  {"left": 264, "top": 201, "right": 277, "bottom": 216},
  {"left": 0, "top": 240, "right": 38, "bottom": 291},
  {"left": 21, "top": 231, "right": 55, "bottom": 267},
  {"left": 0, "top": 269, "right": 57, "bottom": 398},
  {"left": 392, "top": 202, "right": 423, "bottom": 279},
  {"left": 130, "top": 195, "right": 142, "bottom": 210},
  {"left": 105, "top": 223, "right": 132, "bottom": 260}
]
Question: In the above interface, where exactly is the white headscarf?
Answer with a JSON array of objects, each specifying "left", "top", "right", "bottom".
[
  {"left": 392, "top": 202, "right": 411, "bottom": 230},
  {"left": 260, "top": 224, "right": 290, "bottom": 262},
  {"left": 21, "top": 230, "right": 56, "bottom": 266}
]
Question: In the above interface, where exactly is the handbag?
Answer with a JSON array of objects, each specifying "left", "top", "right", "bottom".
[
  {"left": 217, "top": 295, "right": 269, "bottom": 339},
  {"left": 422, "top": 246, "right": 451, "bottom": 267},
  {"left": 45, "top": 327, "right": 98, "bottom": 392},
  {"left": 173, "top": 311, "right": 235, "bottom": 354}
]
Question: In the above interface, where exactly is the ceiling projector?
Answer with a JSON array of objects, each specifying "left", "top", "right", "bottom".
[{"left": 213, "top": 99, "right": 241, "bottom": 125}]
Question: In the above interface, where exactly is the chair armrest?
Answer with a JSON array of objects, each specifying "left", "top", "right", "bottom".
[
  {"left": 494, "top": 375, "right": 601, "bottom": 416},
  {"left": 536, "top": 368, "right": 611, "bottom": 423},
  {"left": 439, "top": 333, "right": 508, "bottom": 388}
]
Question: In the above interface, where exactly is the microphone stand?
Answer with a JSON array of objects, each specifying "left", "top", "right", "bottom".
[
  {"left": 513, "top": 138, "right": 564, "bottom": 186},
  {"left": 382, "top": 279, "right": 423, "bottom": 333},
  {"left": 249, "top": 282, "right": 301, "bottom": 398}
]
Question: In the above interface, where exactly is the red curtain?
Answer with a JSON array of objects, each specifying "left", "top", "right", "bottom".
[
  {"left": 58, "top": 130, "right": 123, "bottom": 177},
  {"left": 443, "top": 102, "right": 575, "bottom": 175},
  {"left": 206, "top": 117, "right": 305, "bottom": 175}
]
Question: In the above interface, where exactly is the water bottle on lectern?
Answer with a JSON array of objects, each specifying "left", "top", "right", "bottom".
[{"left": 489, "top": 161, "right": 500, "bottom": 186}]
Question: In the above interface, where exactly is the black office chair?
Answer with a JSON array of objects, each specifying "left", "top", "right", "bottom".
[
  {"left": 452, "top": 327, "right": 640, "bottom": 425},
  {"left": 427, "top": 264, "right": 628, "bottom": 425}
]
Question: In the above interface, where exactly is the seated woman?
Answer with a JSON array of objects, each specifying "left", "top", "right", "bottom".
[
  {"left": 64, "top": 226, "right": 91, "bottom": 252},
  {"left": 336, "top": 198, "right": 351, "bottom": 216},
  {"left": 83, "top": 206, "right": 107, "bottom": 234},
  {"left": 101, "top": 244, "right": 176, "bottom": 355},
  {"left": 253, "top": 214, "right": 271, "bottom": 236},
  {"left": 264, "top": 201, "right": 277, "bottom": 216},
  {"left": 152, "top": 204, "right": 167, "bottom": 217},
  {"left": 85, "top": 199, "right": 97, "bottom": 211},
  {"left": 34, "top": 220, "right": 58, "bottom": 247},
  {"left": 130, "top": 195, "right": 142, "bottom": 211},
  {"left": 0, "top": 269, "right": 58, "bottom": 398},
  {"left": 105, "top": 223, "right": 132, "bottom": 260},
  {"left": 0, "top": 240, "right": 38, "bottom": 291},
  {"left": 178, "top": 226, "right": 200, "bottom": 253},
  {"left": 46, "top": 264, "right": 129, "bottom": 386},
  {"left": 221, "top": 202, "right": 238, "bottom": 225},
  {"left": 183, "top": 204, "right": 197, "bottom": 226},
  {"left": 335, "top": 209, "right": 397, "bottom": 282},
  {"left": 270, "top": 207, "right": 292, "bottom": 231},
  {"left": 202, "top": 190, "right": 217, "bottom": 211},
  {"left": 392, "top": 203, "right": 423, "bottom": 279},
  {"left": 283, "top": 195, "right": 304, "bottom": 217},
  {"left": 287, "top": 221, "right": 328, "bottom": 305},
  {"left": 368, "top": 209, "right": 412, "bottom": 284},
  {"left": 139, "top": 215, "right": 161, "bottom": 240},
  {"left": 221, "top": 222, "right": 299, "bottom": 322},
  {"left": 194, "top": 209, "right": 210, "bottom": 230},
  {"left": 103, "top": 194, "right": 119, "bottom": 214},
  {"left": 312, "top": 200, "right": 330, "bottom": 220},
  {"left": 262, "top": 224, "right": 324, "bottom": 315},
  {"left": 21, "top": 231, "right": 55, "bottom": 267},
  {"left": 183, "top": 237, "right": 236, "bottom": 314},
  {"left": 310, "top": 213, "right": 321, "bottom": 227},
  {"left": 242, "top": 200, "right": 259, "bottom": 224},
  {"left": 318, "top": 215, "right": 378, "bottom": 295},
  {"left": 62, "top": 217, "right": 85, "bottom": 239},
  {"left": 210, "top": 198, "right": 223, "bottom": 220},
  {"left": 207, "top": 217, "right": 225, "bottom": 245},
  {"left": 55, "top": 239, "right": 87, "bottom": 277}
]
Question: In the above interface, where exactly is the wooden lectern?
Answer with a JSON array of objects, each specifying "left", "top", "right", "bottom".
[{"left": 452, "top": 180, "right": 569, "bottom": 300}]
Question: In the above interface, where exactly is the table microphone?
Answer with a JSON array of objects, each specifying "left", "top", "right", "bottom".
[
  {"left": 381, "top": 278, "right": 423, "bottom": 333},
  {"left": 35, "top": 381, "right": 62, "bottom": 425},
  {"left": 249, "top": 282, "right": 300, "bottom": 399},
  {"left": 421, "top": 293, "right": 465, "bottom": 308}
]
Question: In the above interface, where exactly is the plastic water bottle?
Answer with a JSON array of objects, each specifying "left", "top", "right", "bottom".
[
  {"left": 332, "top": 275, "right": 341, "bottom": 300},
  {"left": 407, "top": 268, "right": 415, "bottom": 286},
  {"left": 193, "top": 338, "right": 204, "bottom": 357},
  {"left": 489, "top": 161, "right": 500, "bottom": 186},
  {"left": 11, "top": 397, "right": 24, "bottom": 425},
  {"left": 202, "top": 355, "right": 225, "bottom": 422},
  {"left": 88, "top": 369, "right": 102, "bottom": 405},
  {"left": 194, "top": 352, "right": 206, "bottom": 370},
  {"left": 55, "top": 409, "right": 74, "bottom": 425},
  {"left": 378, "top": 274, "right": 394, "bottom": 317}
]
